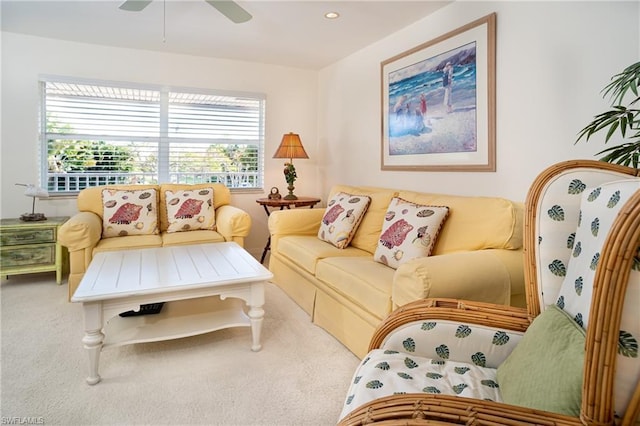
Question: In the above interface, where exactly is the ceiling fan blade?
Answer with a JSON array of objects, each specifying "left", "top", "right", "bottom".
[
  {"left": 119, "top": 0, "right": 153, "bottom": 12},
  {"left": 205, "top": 1, "right": 252, "bottom": 24}
]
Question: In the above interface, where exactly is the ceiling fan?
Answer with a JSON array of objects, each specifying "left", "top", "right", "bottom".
[{"left": 119, "top": 0, "right": 252, "bottom": 24}]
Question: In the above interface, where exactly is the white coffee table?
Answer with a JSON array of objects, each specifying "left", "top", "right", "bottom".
[{"left": 71, "top": 242, "right": 273, "bottom": 385}]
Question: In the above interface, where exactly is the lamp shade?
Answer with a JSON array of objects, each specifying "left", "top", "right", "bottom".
[{"left": 273, "top": 132, "right": 309, "bottom": 162}]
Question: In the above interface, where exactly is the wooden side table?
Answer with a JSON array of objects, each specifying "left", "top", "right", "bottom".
[
  {"left": 0, "top": 216, "right": 69, "bottom": 284},
  {"left": 256, "top": 196, "right": 321, "bottom": 264}
]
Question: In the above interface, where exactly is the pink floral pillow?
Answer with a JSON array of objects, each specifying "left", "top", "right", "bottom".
[
  {"left": 165, "top": 188, "right": 215, "bottom": 233},
  {"left": 318, "top": 192, "right": 371, "bottom": 249},
  {"left": 102, "top": 189, "right": 159, "bottom": 238},
  {"left": 374, "top": 197, "right": 449, "bottom": 269}
]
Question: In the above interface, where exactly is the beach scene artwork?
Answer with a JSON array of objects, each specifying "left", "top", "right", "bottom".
[{"left": 387, "top": 41, "right": 477, "bottom": 156}]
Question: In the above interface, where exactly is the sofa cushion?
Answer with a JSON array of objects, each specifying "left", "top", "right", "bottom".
[
  {"left": 397, "top": 191, "right": 520, "bottom": 254},
  {"left": 374, "top": 198, "right": 449, "bottom": 269},
  {"left": 316, "top": 257, "right": 394, "bottom": 319},
  {"left": 318, "top": 192, "right": 371, "bottom": 249},
  {"left": 329, "top": 185, "right": 398, "bottom": 254},
  {"left": 162, "top": 229, "right": 225, "bottom": 246},
  {"left": 164, "top": 187, "right": 216, "bottom": 233},
  {"left": 101, "top": 188, "right": 159, "bottom": 238},
  {"left": 94, "top": 234, "right": 163, "bottom": 253},
  {"left": 278, "top": 236, "right": 370, "bottom": 275}
]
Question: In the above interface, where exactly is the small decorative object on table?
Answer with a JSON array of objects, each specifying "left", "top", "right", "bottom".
[
  {"left": 272, "top": 132, "right": 309, "bottom": 200},
  {"left": 15, "top": 183, "right": 49, "bottom": 221},
  {"left": 268, "top": 187, "right": 281, "bottom": 200}
]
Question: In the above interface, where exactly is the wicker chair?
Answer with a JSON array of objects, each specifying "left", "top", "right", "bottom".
[{"left": 338, "top": 160, "right": 640, "bottom": 425}]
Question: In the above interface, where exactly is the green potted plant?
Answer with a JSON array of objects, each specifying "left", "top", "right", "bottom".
[{"left": 577, "top": 61, "right": 640, "bottom": 168}]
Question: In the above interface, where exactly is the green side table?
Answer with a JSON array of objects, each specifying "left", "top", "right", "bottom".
[{"left": 0, "top": 216, "right": 69, "bottom": 284}]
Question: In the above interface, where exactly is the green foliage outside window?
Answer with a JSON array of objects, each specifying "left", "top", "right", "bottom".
[{"left": 48, "top": 140, "right": 135, "bottom": 173}]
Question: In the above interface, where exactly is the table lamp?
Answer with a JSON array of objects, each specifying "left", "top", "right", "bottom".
[
  {"left": 16, "top": 183, "right": 49, "bottom": 221},
  {"left": 273, "top": 132, "right": 309, "bottom": 200}
]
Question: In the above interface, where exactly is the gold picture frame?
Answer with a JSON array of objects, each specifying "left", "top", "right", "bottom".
[{"left": 381, "top": 13, "right": 496, "bottom": 172}]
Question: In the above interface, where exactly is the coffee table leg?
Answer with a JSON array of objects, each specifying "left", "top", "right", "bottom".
[
  {"left": 248, "top": 283, "right": 265, "bottom": 351},
  {"left": 81, "top": 302, "right": 104, "bottom": 385},
  {"left": 248, "top": 305, "right": 264, "bottom": 351}
]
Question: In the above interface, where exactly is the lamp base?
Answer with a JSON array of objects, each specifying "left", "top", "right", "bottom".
[
  {"left": 20, "top": 213, "right": 47, "bottom": 222},
  {"left": 284, "top": 183, "right": 297, "bottom": 200}
]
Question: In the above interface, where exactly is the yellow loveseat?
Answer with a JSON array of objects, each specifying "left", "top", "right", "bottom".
[
  {"left": 58, "top": 183, "right": 251, "bottom": 300},
  {"left": 268, "top": 185, "right": 525, "bottom": 358}
]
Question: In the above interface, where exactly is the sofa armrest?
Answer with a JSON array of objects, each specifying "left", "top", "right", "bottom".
[
  {"left": 57, "top": 212, "right": 102, "bottom": 252},
  {"left": 268, "top": 208, "right": 325, "bottom": 236},
  {"left": 215, "top": 205, "right": 251, "bottom": 244},
  {"left": 392, "top": 249, "right": 524, "bottom": 309},
  {"left": 268, "top": 208, "right": 325, "bottom": 252}
]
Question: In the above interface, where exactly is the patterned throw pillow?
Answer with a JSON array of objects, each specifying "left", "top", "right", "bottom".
[
  {"left": 318, "top": 192, "right": 371, "bottom": 249},
  {"left": 102, "top": 189, "right": 159, "bottom": 238},
  {"left": 374, "top": 197, "right": 449, "bottom": 269},
  {"left": 165, "top": 188, "right": 215, "bottom": 233}
]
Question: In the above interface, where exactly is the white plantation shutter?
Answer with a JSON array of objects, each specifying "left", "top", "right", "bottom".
[
  {"left": 42, "top": 78, "right": 265, "bottom": 193},
  {"left": 167, "top": 91, "right": 262, "bottom": 187},
  {"left": 45, "top": 83, "right": 160, "bottom": 138},
  {"left": 168, "top": 92, "right": 261, "bottom": 140}
]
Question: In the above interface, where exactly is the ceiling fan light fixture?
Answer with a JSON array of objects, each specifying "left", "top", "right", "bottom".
[
  {"left": 324, "top": 11, "right": 340, "bottom": 19},
  {"left": 119, "top": 0, "right": 153, "bottom": 12},
  {"left": 119, "top": 0, "right": 252, "bottom": 24},
  {"left": 205, "top": 0, "right": 252, "bottom": 23}
]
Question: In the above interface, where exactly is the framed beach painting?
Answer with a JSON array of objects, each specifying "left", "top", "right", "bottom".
[{"left": 381, "top": 13, "right": 496, "bottom": 172}]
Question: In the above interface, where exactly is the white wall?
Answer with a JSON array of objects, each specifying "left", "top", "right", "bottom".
[
  {"left": 0, "top": 32, "right": 319, "bottom": 257},
  {"left": 318, "top": 1, "right": 639, "bottom": 201},
  {"left": 2, "top": 1, "right": 639, "bottom": 260}
]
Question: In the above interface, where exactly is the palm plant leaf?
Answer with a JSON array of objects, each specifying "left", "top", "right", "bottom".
[
  {"left": 602, "top": 63, "right": 640, "bottom": 102},
  {"left": 576, "top": 61, "right": 640, "bottom": 168}
]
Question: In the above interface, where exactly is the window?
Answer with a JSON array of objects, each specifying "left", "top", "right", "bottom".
[{"left": 41, "top": 77, "right": 265, "bottom": 194}]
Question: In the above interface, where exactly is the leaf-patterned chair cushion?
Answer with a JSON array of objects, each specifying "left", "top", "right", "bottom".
[
  {"left": 339, "top": 320, "right": 524, "bottom": 421},
  {"left": 339, "top": 349, "right": 502, "bottom": 421},
  {"left": 556, "top": 180, "right": 639, "bottom": 328},
  {"left": 555, "top": 179, "right": 640, "bottom": 415},
  {"left": 535, "top": 172, "right": 623, "bottom": 308},
  {"left": 373, "top": 197, "right": 449, "bottom": 269}
]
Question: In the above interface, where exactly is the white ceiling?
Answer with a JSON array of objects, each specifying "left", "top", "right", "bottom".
[{"left": 1, "top": 0, "right": 450, "bottom": 69}]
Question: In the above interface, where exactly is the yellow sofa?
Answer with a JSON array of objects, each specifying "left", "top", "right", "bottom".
[
  {"left": 58, "top": 183, "right": 251, "bottom": 300},
  {"left": 268, "top": 185, "right": 525, "bottom": 358}
]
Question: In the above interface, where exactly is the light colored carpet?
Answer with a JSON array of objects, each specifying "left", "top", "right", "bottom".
[{"left": 0, "top": 274, "right": 360, "bottom": 425}]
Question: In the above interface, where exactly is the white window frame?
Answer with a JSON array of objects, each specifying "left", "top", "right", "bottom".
[{"left": 39, "top": 75, "right": 266, "bottom": 195}]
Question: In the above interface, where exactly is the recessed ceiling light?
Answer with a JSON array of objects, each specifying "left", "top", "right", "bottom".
[{"left": 324, "top": 11, "right": 340, "bottom": 19}]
